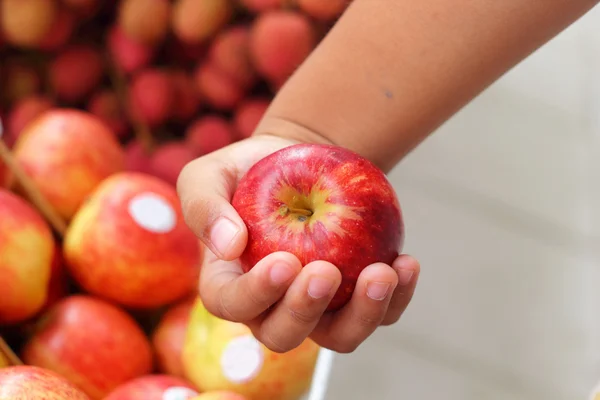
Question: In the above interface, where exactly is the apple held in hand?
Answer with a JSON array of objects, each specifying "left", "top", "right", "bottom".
[
  {"left": 182, "top": 299, "right": 319, "bottom": 400},
  {"left": 0, "top": 366, "right": 90, "bottom": 400},
  {"left": 0, "top": 189, "right": 54, "bottom": 324},
  {"left": 104, "top": 374, "right": 198, "bottom": 400},
  {"left": 231, "top": 143, "right": 404, "bottom": 311},
  {"left": 63, "top": 172, "right": 201, "bottom": 309}
]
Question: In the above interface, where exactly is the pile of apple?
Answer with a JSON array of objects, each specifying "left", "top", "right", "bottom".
[{"left": 0, "top": 0, "right": 349, "bottom": 399}]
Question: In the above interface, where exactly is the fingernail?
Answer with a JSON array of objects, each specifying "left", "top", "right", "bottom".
[
  {"left": 397, "top": 269, "right": 414, "bottom": 286},
  {"left": 308, "top": 277, "right": 335, "bottom": 299},
  {"left": 270, "top": 262, "right": 295, "bottom": 286},
  {"left": 366, "top": 282, "right": 391, "bottom": 301},
  {"left": 210, "top": 217, "right": 240, "bottom": 257}
]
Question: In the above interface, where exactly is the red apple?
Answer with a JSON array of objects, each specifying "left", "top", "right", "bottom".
[
  {"left": 209, "top": 26, "right": 257, "bottom": 89},
  {"left": 63, "top": 172, "right": 202, "bottom": 309},
  {"left": 104, "top": 375, "right": 198, "bottom": 400},
  {"left": 107, "top": 25, "right": 155, "bottom": 74},
  {"left": 296, "top": 0, "right": 348, "bottom": 20},
  {"left": 49, "top": 45, "right": 104, "bottom": 103},
  {"left": 87, "top": 90, "right": 129, "bottom": 139},
  {"left": 5, "top": 94, "right": 54, "bottom": 147},
  {"left": 0, "top": 189, "right": 55, "bottom": 324},
  {"left": 170, "top": 70, "right": 202, "bottom": 122},
  {"left": 39, "top": 6, "right": 76, "bottom": 51},
  {"left": 149, "top": 141, "right": 198, "bottom": 187},
  {"left": 1, "top": 0, "right": 58, "bottom": 48},
  {"left": 124, "top": 140, "right": 154, "bottom": 174},
  {"left": 194, "top": 62, "right": 245, "bottom": 111},
  {"left": 22, "top": 295, "right": 154, "bottom": 399},
  {"left": 0, "top": 160, "right": 7, "bottom": 188},
  {"left": 233, "top": 98, "right": 269, "bottom": 140},
  {"left": 231, "top": 144, "right": 404, "bottom": 311},
  {"left": 12, "top": 109, "right": 125, "bottom": 220},
  {"left": 185, "top": 116, "right": 235, "bottom": 156},
  {"left": 182, "top": 298, "right": 319, "bottom": 400},
  {"left": 128, "top": 68, "right": 175, "bottom": 126},
  {"left": 249, "top": 10, "right": 317, "bottom": 85},
  {"left": 0, "top": 366, "right": 91, "bottom": 399},
  {"left": 171, "top": 0, "right": 233, "bottom": 44},
  {"left": 190, "top": 392, "right": 249, "bottom": 400},
  {"left": 118, "top": 0, "right": 171, "bottom": 45},
  {"left": 151, "top": 296, "right": 196, "bottom": 377}
]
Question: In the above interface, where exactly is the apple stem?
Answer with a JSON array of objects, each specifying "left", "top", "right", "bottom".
[
  {"left": 279, "top": 205, "right": 313, "bottom": 217},
  {"left": 0, "top": 138, "right": 68, "bottom": 237},
  {"left": 105, "top": 52, "right": 155, "bottom": 154},
  {"left": 0, "top": 336, "right": 23, "bottom": 366}
]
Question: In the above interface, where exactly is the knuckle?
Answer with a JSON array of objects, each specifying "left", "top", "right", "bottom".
[
  {"left": 243, "top": 282, "right": 273, "bottom": 312},
  {"left": 216, "top": 291, "right": 239, "bottom": 322},
  {"left": 354, "top": 311, "right": 384, "bottom": 328},
  {"left": 287, "top": 306, "right": 319, "bottom": 326},
  {"left": 259, "top": 328, "right": 291, "bottom": 354}
]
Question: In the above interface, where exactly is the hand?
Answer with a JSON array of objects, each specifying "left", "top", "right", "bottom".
[{"left": 177, "top": 133, "right": 420, "bottom": 353}]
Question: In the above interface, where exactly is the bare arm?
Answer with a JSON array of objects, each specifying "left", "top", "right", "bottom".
[{"left": 256, "top": 0, "right": 599, "bottom": 172}]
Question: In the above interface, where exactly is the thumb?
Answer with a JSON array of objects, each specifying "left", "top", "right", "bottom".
[{"left": 177, "top": 154, "right": 247, "bottom": 261}]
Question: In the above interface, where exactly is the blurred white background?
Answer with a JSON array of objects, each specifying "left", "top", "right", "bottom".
[{"left": 326, "top": 6, "right": 600, "bottom": 400}]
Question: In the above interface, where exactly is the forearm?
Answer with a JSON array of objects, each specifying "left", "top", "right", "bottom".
[{"left": 255, "top": 0, "right": 598, "bottom": 172}]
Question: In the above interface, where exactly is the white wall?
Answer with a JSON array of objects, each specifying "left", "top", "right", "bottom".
[{"left": 328, "top": 6, "right": 600, "bottom": 400}]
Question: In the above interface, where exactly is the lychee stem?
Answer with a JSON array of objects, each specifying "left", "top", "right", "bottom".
[
  {"left": 0, "top": 336, "right": 23, "bottom": 366},
  {"left": 0, "top": 139, "right": 68, "bottom": 237}
]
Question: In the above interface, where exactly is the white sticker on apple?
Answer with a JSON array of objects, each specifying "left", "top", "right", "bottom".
[
  {"left": 162, "top": 386, "right": 199, "bottom": 400},
  {"left": 128, "top": 192, "right": 177, "bottom": 234},
  {"left": 221, "top": 335, "right": 264, "bottom": 384}
]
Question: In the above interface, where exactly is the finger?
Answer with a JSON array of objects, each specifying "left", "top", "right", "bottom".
[
  {"left": 381, "top": 254, "right": 420, "bottom": 326},
  {"left": 312, "top": 263, "right": 398, "bottom": 353},
  {"left": 177, "top": 154, "right": 247, "bottom": 261},
  {"left": 256, "top": 261, "right": 342, "bottom": 353},
  {"left": 199, "top": 250, "right": 302, "bottom": 322}
]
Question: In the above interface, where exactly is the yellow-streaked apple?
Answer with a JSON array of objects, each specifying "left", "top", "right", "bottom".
[
  {"left": 63, "top": 172, "right": 201, "bottom": 309},
  {"left": 152, "top": 295, "right": 197, "bottom": 377},
  {"left": 104, "top": 374, "right": 199, "bottom": 400},
  {"left": 231, "top": 143, "right": 404, "bottom": 311},
  {"left": 182, "top": 299, "right": 319, "bottom": 400},
  {"left": 0, "top": 366, "right": 91, "bottom": 400},
  {"left": 0, "top": 189, "right": 54, "bottom": 325},
  {"left": 12, "top": 109, "right": 125, "bottom": 220}
]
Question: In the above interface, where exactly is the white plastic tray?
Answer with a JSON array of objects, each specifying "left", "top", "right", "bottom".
[{"left": 303, "top": 349, "right": 335, "bottom": 400}]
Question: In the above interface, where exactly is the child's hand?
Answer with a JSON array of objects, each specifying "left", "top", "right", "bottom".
[{"left": 177, "top": 134, "right": 420, "bottom": 353}]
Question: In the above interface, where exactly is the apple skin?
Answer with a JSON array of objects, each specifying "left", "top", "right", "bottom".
[
  {"left": 191, "top": 392, "right": 249, "bottom": 400},
  {"left": 151, "top": 295, "right": 197, "bottom": 377},
  {"left": 12, "top": 109, "right": 125, "bottom": 221},
  {"left": 104, "top": 374, "right": 198, "bottom": 400},
  {"left": 63, "top": 172, "right": 201, "bottom": 309},
  {"left": 182, "top": 299, "right": 319, "bottom": 400},
  {"left": 0, "top": 189, "right": 54, "bottom": 325},
  {"left": 231, "top": 143, "right": 404, "bottom": 311},
  {"left": 21, "top": 295, "right": 153, "bottom": 399},
  {"left": 0, "top": 366, "right": 91, "bottom": 400}
]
